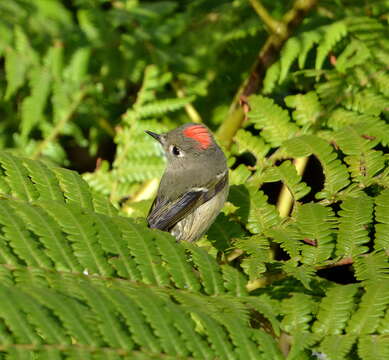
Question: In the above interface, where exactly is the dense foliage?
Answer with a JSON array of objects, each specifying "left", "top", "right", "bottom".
[{"left": 0, "top": 0, "right": 388, "bottom": 359}]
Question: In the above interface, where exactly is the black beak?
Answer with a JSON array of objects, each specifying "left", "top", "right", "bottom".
[{"left": 145, "top": 130, "right": 162, "bottom": 144}]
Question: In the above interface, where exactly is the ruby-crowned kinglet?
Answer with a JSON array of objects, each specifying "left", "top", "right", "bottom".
[{"left": 146, "top": 123, "right": 228, "bottom": 242}]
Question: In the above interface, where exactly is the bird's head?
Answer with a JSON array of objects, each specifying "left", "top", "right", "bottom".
[{"left": 146, "top": 123, "right": 219, "bottom": 167}]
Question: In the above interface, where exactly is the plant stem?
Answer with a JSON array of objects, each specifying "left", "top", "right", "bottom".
[
  {"left": 248, "top": 0, "right": 284, "bottom": 35},
  {"left": 277, "top": 157, "right": 309, "bottom": 217},
  {"left": 217, "top": 0, "right": 319, "bottom": 148}
]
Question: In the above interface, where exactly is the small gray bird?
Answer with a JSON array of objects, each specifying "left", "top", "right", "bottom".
[{"left": 146, "top": 123, "right": 229, "bottom": 242}]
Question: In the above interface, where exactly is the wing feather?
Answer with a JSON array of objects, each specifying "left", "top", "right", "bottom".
[{"left": 147, "top": 171, "right": 228, "bottom": 231}]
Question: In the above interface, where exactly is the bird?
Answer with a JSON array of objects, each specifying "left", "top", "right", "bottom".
[{"left": 145, "top": 123, "right": 229, "bottom": 242}]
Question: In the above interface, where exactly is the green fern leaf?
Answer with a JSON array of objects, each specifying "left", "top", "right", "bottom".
[
  {"left": 235, "top": 235, "right": 270, "bottom": 279},
  {"left": 0, "top": 152, "right": 39, "bottom": 201},
  {"left": 100, "top": 287, "right": 162, "bottom": 353},
  {"left": 336, "top": 192, "right": 374, "bottom": 257},
  {"left": 243, "top": 294, "right": 281, "bottom": 336},
  {"left": 281, "top": 293, "right": 315, "bottom": 333},
  {"left": 263, "top": 160, "right": 311, "bottom": 201},
  {"left": 137, "top": 97, "right": 194, "bottom": 119},
  {"left": 163, "top": 301, "right": 216, "bottom": 359},
  {"left": 77, "top": 282, "right": 134, "bottom": 350},
  {"left": 354, "top": 252, "right": 389, "bottom": 283},
  {"left": 221, "top": 265, "right": 248, "bottom": 297},
  {"left": 346, "top": 282, "right": 389, "bottom": 335},
  {"left": 23, "top": 286, "right": 101, "bottom": 346},
  {"left": 358, "top": 335, "right": 389, "bottom": 360},
  {"left": 124, "top": 287, "right": 188, "bottom": 356},
  {"left": 0, "top": 200, "right": 52, "bottom": 268},
  {"left": 154, "top": 231, "right": 201, "bottom": 292},
  {"left": 315, "top": 21, "right": 348, "bottom": 70},
  {"left": 318, "top": 334, "right": 356, "bottom": 360},
  {"left": 285, "top": 91, "right": 323, "bottom": 126},
  {"left": 52, "top": 167, "right": 94, "bottom": 210},
  {"left": 10, "top": 201, "right": 81, "bottom": 272},
  {"left": 248, "top": 95, "right": 298, "bottom": 147},
  {"left": 335, "top": 39, "right": 371, "bottom": 73},
  {"left": 0, "top": 285, "right": 43, "bottom": 346},
  {"left": 279, "top": 37, "right": 300, "bottom": 83},
  {"left": 41, "top": 201, "right": 112, "bottom": 276},
  {"left": 229, "top": 185, "right": 280, "bottom": 234},
  {"left": 283, "top": 135, "right": 350, "bottom": 199},
  {"left": 183, "top": 243, "right": 225, "bottom": 295},
  {"left": 22, "top": 159, "right": 64, "bottom": 203},
  {"left": 115, "top": 218, "right": 170, "bottom": 286},
  {"left": 375, "top": 189, "right": 389, "bottom": 250},
  {"left": 266, "top": 226, "right": 301, "bottom": 259},
  {"left": 296, "top": 203, "right": 336, "bottom": 265},
  {"left": 312, "top": 284, "right": 359, "bottom": 335},
  {"left": 234, "top": 129, "right": 270, "bottom": 161},
  {"left": 282, "top": 262, "right": 315, "bottom": 289},
  {"left": 92, "top": 213, "right": 140, "bottom": 280},
  {"left": 229, "top": 164, "right": 251, "bottom": 186}
]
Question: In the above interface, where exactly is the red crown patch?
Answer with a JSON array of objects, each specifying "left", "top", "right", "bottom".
[{"left": 183, "top": 125, "right": 212, "bottom": 149}]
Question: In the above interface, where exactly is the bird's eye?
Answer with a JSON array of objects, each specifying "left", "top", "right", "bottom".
[{"left": 170, "top": 145, "right": 182, "bottom": 157}]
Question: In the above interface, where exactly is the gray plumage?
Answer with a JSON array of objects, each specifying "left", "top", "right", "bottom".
[{"left": 146, "top": 123, "right": 229, "bottom": 242}]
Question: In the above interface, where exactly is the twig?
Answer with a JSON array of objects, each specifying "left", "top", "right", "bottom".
[
  {"left": 249, "top": 0, "right": 285, "bottom": 36},
  {"left": 217, "top": 0, "right": 319, "bottom": 148}
]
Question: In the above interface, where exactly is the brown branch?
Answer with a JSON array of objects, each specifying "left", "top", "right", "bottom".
[{"left": 217, "top": 0, "right": 319, "bottom": 148}]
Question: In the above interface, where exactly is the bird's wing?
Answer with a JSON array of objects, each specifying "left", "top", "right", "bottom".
[{"left": 147, "top": 171, "right": 228, "bottom": 231}]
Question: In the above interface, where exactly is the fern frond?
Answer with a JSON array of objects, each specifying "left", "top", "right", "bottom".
[
  {"left": 318, "top": 334, "right": 356, "bottom": 360},
  {"left": 41, "top": 201, "right": 112, "bottom": 276},
  {"left": 312, "top": 284, "right": 359, "bottom": 335},
  {"left": 154, "top": 231, "right": 201, "bottom": 292},
  {"left": 281, "top": 293, "right": 315, "bottom": 333},
  {"left": 283, "top": 135, "right": 350, "bottom": 199},
  {"left": 92, "top": 213, "right": 140, "bottom": 279},
  {"left": 22, "top": 159, "right": 64, "bottom": 203},
  {"left": 234, "top": 129, "right": 270, "bottom": 162},
  {"left": 115, "top": 218, "right": 170, "bottom": 286},
  {"left": 375, "top": 189, "right": 389, "bottom": 251},
  {"left": 229, "top": 185, "right": 281, "bottom": 234},
  {"left": 10, "top": 201, "right": 81, "bottom": 272},
  {"left": 262, "top": 160, "right": 311, "bottom": 201},
  {"left": 336, "top": 192, "right": 374, "bottom": 257},
  {"left": 221, "top": 265, "right": 248, "bottom": 297},
  {"left": 0, "top": 284, "right": 43, "bottom": 345},
  {"left": 346, "top": 282, "right": 389, "bottom": 335},
  {"left": 266, "top": 226, "right": 302, "bottom": 259},
  {"left": 284, "top": 91, "right": 323, "bottom": 126},
  {"left": 229, "top": 164, "right": 251, "bottom": 186},
  {"left": 52, "top": 167, "right": 94, "bottom": 210},
  {"left": 315, "top": 21, "right": 348, "bottom": 70},
  {"left": 183, "top": 243, "right": 225, "bottom": 296},
  {"left": 282, "top": 262, "right": 315, "bottom": 289},
  {"left": 353, "top": 252, "right": 389, "bottom": 283},
  {"left": 234, "top": 235, "right": 271, "bottom": 279},
  {"left": 358, "top": 335, "right": 389, "bottom": 360},
  {"left": 136, "top": 97, "right": 194, "bottom": 119},
  {"left": 248, "top": 95, "right": 298, "bottom": 147},
  {"left": 296, "top": 203, "right": 336, "bottom": 265},
  {"left": 0, "top": 152, "right": 39, "bottom": 201},
  {"left": 345, "top": 150, "right": 386, "bottom": 187},
  {"left": 76, "top": 282, "right": 134, "bottom": 350},
  {"left": 0, "top": 200, "right": 52, "bottom": 268}
]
